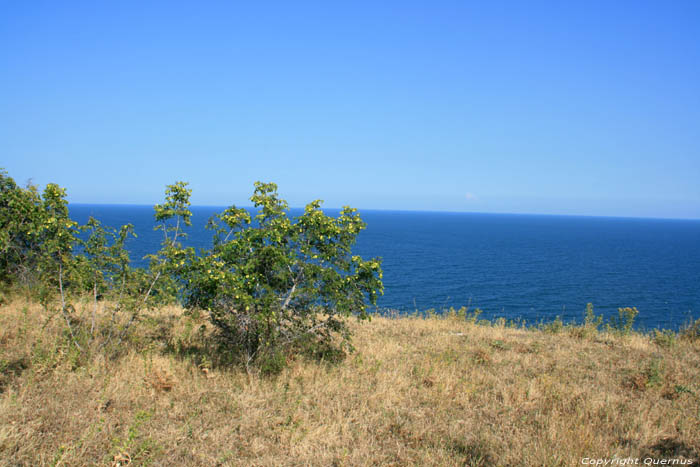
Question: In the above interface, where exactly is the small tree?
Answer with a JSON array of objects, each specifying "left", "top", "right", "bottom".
[
  {"left": 182, "top": 182, "right": 383, "bottom": 370},
  {"left": 85, "top": 182, "right": 191, "bottom": 352},
  {"left": 0, "top": 169, "right": 47, "bottom": 287},
  {"left": 35, "top": 183, "right": 82, "bottom": 347},
  {"left": 145, "top": 181, "right": 193, "bottom": 303},
  {"left": 70, "top": 181, "right": 191, "bottom": 352},
  {"left": 76, "top": 217, "right": 136, "bottom": 341},
  {"left": 107, "top": 181, "right": 193, "bottom": 345}
]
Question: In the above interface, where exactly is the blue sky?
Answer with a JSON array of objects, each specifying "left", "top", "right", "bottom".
[{"left": 1, "top": 1, "right": 699, "bottom": 219}]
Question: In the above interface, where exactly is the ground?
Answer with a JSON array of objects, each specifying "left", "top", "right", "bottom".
[{"left": 1, "top": 299, "right": 698, "bottom": 466}]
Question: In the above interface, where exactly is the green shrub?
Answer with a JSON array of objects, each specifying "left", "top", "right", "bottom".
[
  {"left": 1, "top": 170, "right": 382, "bottom": 371},
  {"left": 608, "top": 307, "right": 638, "bottom": 335},
  {"left": 0, "top": 169, "right": 46, "bottom": 287},
  {"left": 652, "top": 329, "right": 677, "bottom": 349},
  {"left": 258, "top": 348, "right": 288, "bottom": 376},
  {"left": 467, "top": 308, "right": 482, "bottom": 324},
  {"left": 570, "top": 303, "right": 603, "bottom": 339},
  {"left": 445, "top": 306, "right": 465, "bottom": 321},
  {"left": 543, "top": 316, "right": 564, "bottom": 334},
  {"left": 445, "top": 305, "right": 482, "bottom": 324},
  {"left": 179, "top": 182, "right": 383, "bottom": 372},
  {"left": 645, "top": 359, "right": 664, "bottom": 388},
  {"left": 584, "top": 303, "right": 602, "bottom": 330}
]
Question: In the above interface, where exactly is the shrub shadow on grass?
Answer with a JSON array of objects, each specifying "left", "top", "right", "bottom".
[
  {"left": 0, "top": 356, "right": 29, "bottom": 392},
  {"left": 644, "top": 437, "right": 698, "bottom": 462},
  {"left": 158, "top": 316, "right": 349, "bottom": 376},
  {"left": 162, "top": 332, "right": 237, "bottom": 372},
  {"left": 446, "top": 438, "right": 497, "bottom": 466}
]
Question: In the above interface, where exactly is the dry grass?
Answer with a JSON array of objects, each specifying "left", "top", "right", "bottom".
[{"left": 0, "top": 299, "right": 699, "bottom": 466}]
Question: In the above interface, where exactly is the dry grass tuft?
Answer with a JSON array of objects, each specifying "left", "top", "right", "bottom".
[
  {"left": 1, "top": 298, "right": 699, "bottom": 466},
  {"left": 144, "top": 368, "right": 174, "bottom": 393}
]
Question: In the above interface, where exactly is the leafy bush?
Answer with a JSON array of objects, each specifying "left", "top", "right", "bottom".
[
  {"left": 0, "top": 170, "right": 46, "bottom": 286},
  {"left": 583, "top": 303, "right": 603, "bottom": 331},
  {"left": 1, "top": 170, "right": 382, "bottom": 369},
  {"left": 652, "top": 329, "right": 677, "bottom": 349},
  {"left": 445, "top": 306, "right": 482, "bottom": 324},
  {"left": 644, "top": 358, "right": 664, "bottom": 388},
  {"left": 467, "top": 308, "right": 483, "bottom": 324},
  {"left": 542, "top": 316, "right": 564, "bottom": 334},
  {"left": 608, "top": 307, "right": 639, "bottom": 335},
  {"left": 570, "top": 303, "right": 604, "bottom": 339},
  {"left": 178, "top": 182, "right": 383, "bottom": 370},
  {"left": 0, "top": 171, "right": 187, "bottom": 354}
]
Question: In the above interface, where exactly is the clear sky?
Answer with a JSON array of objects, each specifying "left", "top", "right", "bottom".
[{"left": 1, "top": 1, "right": 699, "bottom": 219}]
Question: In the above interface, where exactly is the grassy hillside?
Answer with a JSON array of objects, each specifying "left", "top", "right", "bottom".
[{"left": 1, "top": 299, "right": 699, "bottom": 466}]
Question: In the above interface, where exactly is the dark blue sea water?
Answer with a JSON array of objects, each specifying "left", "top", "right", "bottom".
[{"left": 70, "top": 204, "right": 700, "bottom": 330}]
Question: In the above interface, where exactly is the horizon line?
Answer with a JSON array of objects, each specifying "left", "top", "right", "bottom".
[{"left": 68, "top": 202, "right": 700, "bottom": 223}]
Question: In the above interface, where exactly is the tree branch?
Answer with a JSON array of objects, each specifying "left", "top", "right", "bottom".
[{"left": 59, "top": 260, "right": 82, "bottom": 351}]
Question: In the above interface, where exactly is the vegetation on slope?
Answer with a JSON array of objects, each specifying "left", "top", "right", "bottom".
[
  {"left": 0, "top": 168, "right": 383, "bottom": 372},
  {"left": 1, "top": 299, "right": 699, "bottom": 466}
]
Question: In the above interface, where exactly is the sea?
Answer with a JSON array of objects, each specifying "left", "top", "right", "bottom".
[{"left": 69, "top": 204, "right": 700, "bottom": 331}]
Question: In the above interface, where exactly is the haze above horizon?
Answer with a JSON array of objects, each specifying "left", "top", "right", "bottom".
[{"left": 2, "top": 1, "right": 699, "bottom": 219}]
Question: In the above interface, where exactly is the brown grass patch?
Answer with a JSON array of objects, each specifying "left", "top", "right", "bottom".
[{"left": 0, "top": 299, "right": 699, "bottom": 465}]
